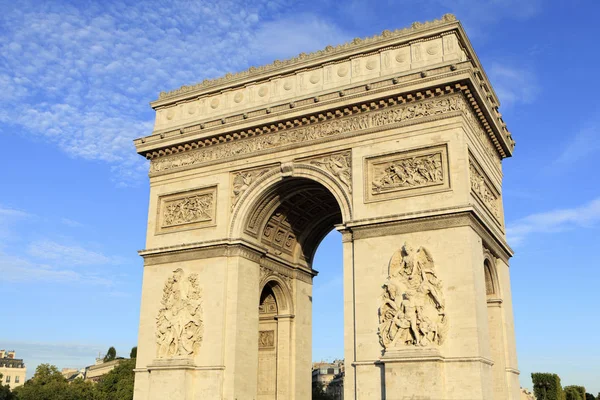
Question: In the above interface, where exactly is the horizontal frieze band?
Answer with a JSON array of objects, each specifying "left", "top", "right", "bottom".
[{"left": 147, "top": 89, "right": 503, "bottom": 176}]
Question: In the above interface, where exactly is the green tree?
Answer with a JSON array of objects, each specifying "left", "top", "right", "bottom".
[
  {"left": 129, "top": 347, "right": 137, "bottom": 359},
  {"left": 96, "top": 358, "right": 135, "bottom": 400},
  {"left": 103, "top": 347, "right": 117, "bottom": 363},
  {"left": 312, "top": 381, "right": 335, "bottom": 400},
  {"left": 12, "top": 364, "right": 68, "bottom": 400},
  {"left": 585, "top": 393, "right": 595, "bottom": 400},
  {"left": 0, "top": 373, "right": 16, "bottom": 400},
  {"left": 532, "top": 372, "right": 564, "bottom": 400},
  {"left": 565, "top": 386, "right": 586, "bottom": 400},
  {"left": 66, "top": 378, "right": 101, "bottom": 400}
]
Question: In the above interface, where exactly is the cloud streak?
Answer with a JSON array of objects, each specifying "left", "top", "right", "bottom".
[
  {"left": 0, "top": 1, "right": 349, "bottom": 186},
  {"left": 488, "top": 63, "right": 539, "bottom": 108},
  {"left": 27, "top": 240, "right": 124, "bottom": 266},
  {"left": 0, "top": 252, "right": 113, "bottom": 286},
  {"left": 555, "top": 122, "right": 600, "bottom": 165},
  {"left": 507, "top": 197, "right": 600, "bottom": 244}
]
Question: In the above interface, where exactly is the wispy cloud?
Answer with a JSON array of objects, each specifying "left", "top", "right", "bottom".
[
  {"left": 60, "top": 218, "right": 84, "bottom": 228},
  {"left": 0, "top": 0, "right": 288, "bottom": 185},
  {"left": 555, "top": 121, "right": 600, "bottom": 165},
  {"left": 251, "top": 14, "right": 350, "bottom": 61},
  {"left": 27, "top": 240, "right": 124, "bottom": 266},
  {"left": 0, "top": 252, "right": 113, "bottom": 286},
  {"left": 507, "top": 198, "right": 600, "bottom": 245},
  {"left": 0, "top": 206, "right": 32, "bottom": 218},
  {"left": 488, "top": 63, "right": 539, "bottom": 108}
]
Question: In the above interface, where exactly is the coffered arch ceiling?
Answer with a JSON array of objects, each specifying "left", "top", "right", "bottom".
[{"left": 244, "top": 177, "right": 342, "bottom": 265}]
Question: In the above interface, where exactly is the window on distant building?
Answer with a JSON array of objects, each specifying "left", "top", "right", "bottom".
[
  {"left": 5, "top": 376, "right": 10, "bottom": 383},
  {"left": 15, "top": 376, "right": 20, "bottom": 383}
]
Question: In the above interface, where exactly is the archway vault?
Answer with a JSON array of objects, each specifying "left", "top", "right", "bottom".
[{"left": 240, "top": 175, "right": 344, "bottom": 267}]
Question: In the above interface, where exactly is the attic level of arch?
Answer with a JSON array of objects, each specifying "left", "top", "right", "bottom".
[
  {"left": 138, "top": 84, "right": 513, "bottom": 183},
  {"left": 137, "top": 70, "right": 513, "bottom": 164}
]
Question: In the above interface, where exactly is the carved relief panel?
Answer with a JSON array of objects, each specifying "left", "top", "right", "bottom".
[
  {"left": 259, "top": 330, "right": 275, "bottom": 349},
  {"left": 378, "top": 243, "right": 448, "bottom": 351},
  {"left": 299, "top": 150, "right": 352, "bottom": 195},
  {"left": 230, "top": 167, "right": 272, "bottom": 211},
  {"left": 365, "top": 144, "right": 449, "bottom": 202},
  {"left": 156, "top": 268, "right": 204, "bottom": 358},
  {"left": 156, "top": 186, "right": 217, "bottom": 234},
  {"left": 469, "top": 156, "right": 502, "bottom": 223}
]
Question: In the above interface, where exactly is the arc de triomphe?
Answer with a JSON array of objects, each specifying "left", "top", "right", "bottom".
[{"left": 132, "top": 14, "right": 519, "bottom": 400}]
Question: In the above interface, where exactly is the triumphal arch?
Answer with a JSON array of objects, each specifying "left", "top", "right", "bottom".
[{"left": 132, "top": 14, "right": 520, "bottom": 400}]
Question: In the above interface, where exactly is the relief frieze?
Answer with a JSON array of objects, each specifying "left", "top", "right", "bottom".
[
  {"left": 259, "top": 330, "right": 275, "bottom": 349},
  {"left": 156, "top": 268, "right": 204, "bottom": 358},
  {"left": 231, "top": 167, "right": 271, "bottom": 211},
  {"left": 149, "top": 95, "right": 466, "bottom": 174},
  {"left": 378, "top": 243, "right": 448, "bottom": 350},
  {"left": 157, "top": 186, "right": 217, "bottom": 234},
  {"left": 307, "top": 151, "right": 352, "bottom": 194},
  {"left": 469, "top": 159, "right": 501, "bottom": 221},
  {"left": 365, "top": 145, "right": 449, "bottom": 202}
]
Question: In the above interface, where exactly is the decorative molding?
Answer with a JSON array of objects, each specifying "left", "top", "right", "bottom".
[
  {"left": 156, "top": 268, "right": 204, "bottom": 358},
  {"left": 258, "top": 330, "right": 275, "bottom": 349},
  {"left": 157, "top": 15, "right": 457, "bottom": 100},
  {"left": 379, "top": 244, "right": 448, "bottom": 350},
  {"left": 231, "top": 167, "right": 272, "bottom": 211},
  {"left": 156, "top": 186, "right": 217, "bottom": 234},
  {"left": 462, "top": 96, "right": 502, "bottom": 168},
  {"left": 365, "top": 144, "right": 449, "bottom": 202},
  {"left": 305, "top": 151, "right": 352, "bottom": 194},
  {"left": 149, "top": 93, "right": 469, "bottom": 175},
  {"left": 469, "top": 157, "right": 501, "bottom": 222}
]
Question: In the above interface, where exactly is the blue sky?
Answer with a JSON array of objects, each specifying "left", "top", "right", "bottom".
[{"left": 1, "top": 0, "right": 599, "bottom": 393}]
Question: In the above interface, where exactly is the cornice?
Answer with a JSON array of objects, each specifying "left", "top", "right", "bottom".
[
  {"left": 140, "top": 83, "right": 508, "bottom": 179},
  {"left": 153, "top": 14, "right": 458, "bottom": 104}
]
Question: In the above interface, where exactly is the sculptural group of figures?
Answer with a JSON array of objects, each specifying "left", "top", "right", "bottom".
[
  {"left": 378, "top": 244, "right": 448, "bottom": 349},
  {"left": 372, "top": 154, "right": 443, "bottom": 193},
  {"left": 163, "top": 194, "right": 214, "bottom": 226},
  {"left": 156, "top": 268, "right": 204, "bottom": 358}
]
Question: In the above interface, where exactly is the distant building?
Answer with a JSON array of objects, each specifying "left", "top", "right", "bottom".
[
  {"left": 0, "top": 350, "right": 26, "bottom": 390},
  {"left": 85, "top": 358, "right": 125, "bottom": 383},
  {"left": 327, "top": 368, "right": 344, "bottom": 400},
  {"left": 312, "top": 359, "right": 344, "bottom": 396},
  {"left": 61, "top": 367, "right": 86, "bottom": 382}
]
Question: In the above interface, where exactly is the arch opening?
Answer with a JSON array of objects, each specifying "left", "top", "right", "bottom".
[{"left": 245, "top": 177, "right": 343, "bottom": 267}]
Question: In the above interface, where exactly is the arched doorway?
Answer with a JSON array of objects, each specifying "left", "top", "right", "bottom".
[{"left": 245, "top": 176, "right": 345, "bottom": 399}]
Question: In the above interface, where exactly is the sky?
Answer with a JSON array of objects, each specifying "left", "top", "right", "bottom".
[{"left": 1, "top": 0, "right": 599, "bottom": 394}]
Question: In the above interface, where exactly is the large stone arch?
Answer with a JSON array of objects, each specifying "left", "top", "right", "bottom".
[{"left": 132, "top": 15, "right": 521, "bottom": 400}]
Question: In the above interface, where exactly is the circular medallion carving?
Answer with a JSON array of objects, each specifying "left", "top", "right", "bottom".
[
  {"left": 210, "top": 98, "right": 220, "bottom": 109},
  {"left": 337, "top": 65, "right": 349, "bottom": 77},
  {"left": 309, "top": 73, "right": 320, "bottom": 84},
  {"left": 426, "top": 44, "right": 440, "bottom": 56},
  {"left": 166, "top": 109, "right": 175, "bottom": 120},
  {"left": 258, "top": 85, "right": 269, "bottom": 97},
  {"left": 187, "top": 103, "right": 196, "bottom": 115},
  {"left": 395, "top": 52, "right": 407, "bottom": 63},
  {"left": 234, "top": 92, "right": 244, "bottom": 103},
  {"left": 283, "top": 79, "right": 293, "bottom": 91},
  {"left": 366, "top": 58, "right": 378, "bottom": 70}
]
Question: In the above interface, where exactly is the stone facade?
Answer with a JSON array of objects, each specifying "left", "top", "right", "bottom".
[
  {"left": 133, "top": 14, "right": 519, "bottom": 400},
  {"left": 0, "top": 350, "right": 26, "bottom": 390}
]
